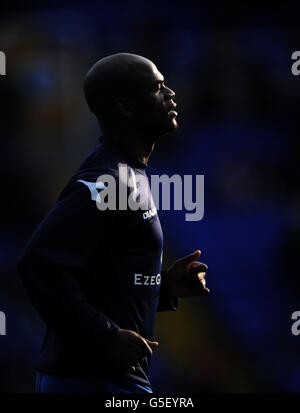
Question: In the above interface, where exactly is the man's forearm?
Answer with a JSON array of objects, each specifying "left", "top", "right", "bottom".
[
  {"left": 157, "top": 270, "right": 179, "bottom": 312},
  {"left": 17, "top": 249, "right": 120, "bottom": 347}
]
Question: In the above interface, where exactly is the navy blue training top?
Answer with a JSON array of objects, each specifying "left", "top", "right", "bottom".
[{"left": 17, "top": 139, "right": 178, "bottom": 387}]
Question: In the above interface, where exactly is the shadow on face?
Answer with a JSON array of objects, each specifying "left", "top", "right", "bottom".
[{"left": 84, "top": 53, "right": 178, "bottom": 138}]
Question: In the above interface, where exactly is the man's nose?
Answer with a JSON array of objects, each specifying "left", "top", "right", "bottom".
[{"left": 164, "top": 86, "right": 175, "bottom": 100}]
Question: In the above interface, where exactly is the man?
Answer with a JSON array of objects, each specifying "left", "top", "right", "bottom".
[{"left": 18, "top": 53, "right": 209, "bottom": 393}]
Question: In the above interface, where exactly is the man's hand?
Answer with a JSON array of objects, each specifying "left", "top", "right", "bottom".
[
  {"left": 107, "top": 329, "right": 159, "bottom": 373},
  {"left": 165, "top": 250, "right": 209, "bottom": 299}
]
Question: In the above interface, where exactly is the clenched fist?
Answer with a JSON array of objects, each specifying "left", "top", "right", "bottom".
[{"left": 107, "top": 328, "right": 159, "bottom": 373}]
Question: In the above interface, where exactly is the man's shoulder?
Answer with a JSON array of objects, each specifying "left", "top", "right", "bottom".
[
  {"left": 57, "top": 144, "right": 122, "bottom": 204},
  {"left": 77, "top": 143, "right": 120, "bottom": 175}
]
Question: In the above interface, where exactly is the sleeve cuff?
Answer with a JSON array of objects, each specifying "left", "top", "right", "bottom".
[{"left": 157, "top": 270, "right": 179, "bottom": 312}]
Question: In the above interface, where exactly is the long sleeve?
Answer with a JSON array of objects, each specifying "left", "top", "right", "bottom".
[
  {"left": 17, "top": 142, "right": 181, "bottom": 385},
  {"left": 157, "top": 270, "right": 179, "bottom": 312},
  {"left": 17, "top": 179, "right": 120, "bottom": 349}
]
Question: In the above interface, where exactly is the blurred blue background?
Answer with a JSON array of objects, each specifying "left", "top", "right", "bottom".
[{"left": 0, "top": 1, "right": 300, "bottom": 392}]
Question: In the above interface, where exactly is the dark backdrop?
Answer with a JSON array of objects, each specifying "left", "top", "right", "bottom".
[{"left": 0, "top": 1, "right": 299, "bottom": 392}]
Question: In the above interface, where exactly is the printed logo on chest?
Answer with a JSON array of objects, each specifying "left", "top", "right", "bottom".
[{"left": 134, "top": 273, "right": 161, "bottom": 286}]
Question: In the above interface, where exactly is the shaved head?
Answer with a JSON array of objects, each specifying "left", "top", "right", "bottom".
[
  {"left": 84, "top": 52, "right": 177, "bottom": 138},
  {"left": 84, "top": 53, "right": 155, "bottom": 121}
]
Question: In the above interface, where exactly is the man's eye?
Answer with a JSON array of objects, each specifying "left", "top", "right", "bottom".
[{"left": 156, "top": 82, "right": 163, "bottom": 92}]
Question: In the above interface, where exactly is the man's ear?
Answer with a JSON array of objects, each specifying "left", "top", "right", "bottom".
[{"left": 114, "top": 97, "right": 134, "bottom": 119}]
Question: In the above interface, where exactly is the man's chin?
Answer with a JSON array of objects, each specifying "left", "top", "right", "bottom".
[
  {"left": 172, "top": 117, "right": 179, "bottom": 130},
  {"left": 151, "top": 119, "right": 179, "bottom": 140},
  {"left": 166, "top": 117, "right": 178, "bottom": 133}
]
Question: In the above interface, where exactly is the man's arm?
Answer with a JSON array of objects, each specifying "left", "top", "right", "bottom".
[
  {"left": 17, "top": 179, "right": 120, "bottom": 349},
  {"left": 157, "top": 250, "right": 209, "bottom": 310},
  {"left": 157, "top": 270, "right": 179, "bottom": 312},
  {"left": 18, "top": 178, "right": 160, "bottom": 372}
]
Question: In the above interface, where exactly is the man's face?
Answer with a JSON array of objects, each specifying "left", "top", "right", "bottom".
[{"left": 129, "top": 62, "right": 178, "bottom": 138}]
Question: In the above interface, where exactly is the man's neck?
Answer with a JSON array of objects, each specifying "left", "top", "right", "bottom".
[{"left": 103, "top": 129, "right": 156, "bottom": 166}]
